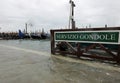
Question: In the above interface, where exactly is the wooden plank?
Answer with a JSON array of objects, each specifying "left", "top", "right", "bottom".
[
  {"left": 55, "top": 50, "right": 76, "bottom": 55},
  {"left": 85, "top": 44, "right": 97, "bottom": 52},
  {"left": 98, "top": 44, "right": 116, "bottom": 57},
  {"left": 64, "top": 42, "right": 76, "bottom": 52},
  {"left": 51, "top": 27, "right": 120, "bottom": 32},
  {"left": 82, "top": 54, "right": 116, "bottom": 61}
]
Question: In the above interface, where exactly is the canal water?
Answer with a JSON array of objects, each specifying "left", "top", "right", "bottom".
[{"left": 0, "top": 40, "right": 120, "bottom": 83}]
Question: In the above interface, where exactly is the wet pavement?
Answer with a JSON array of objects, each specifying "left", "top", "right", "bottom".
[{"left": 0, "top": 40, "right": 120, "bottom": 83}]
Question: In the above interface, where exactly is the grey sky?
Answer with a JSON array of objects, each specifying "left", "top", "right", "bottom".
[{"left": 0, "top": 0, "right": 120, "bottom": 32}]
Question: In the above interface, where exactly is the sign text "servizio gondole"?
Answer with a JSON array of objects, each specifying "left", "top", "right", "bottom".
[{"left": 55, "top": 31, "right": 120, "bottom": 44}]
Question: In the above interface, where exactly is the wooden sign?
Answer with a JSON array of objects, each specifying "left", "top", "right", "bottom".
[{"left": 55, "top": 30, "right": 120, "bottom": 44}]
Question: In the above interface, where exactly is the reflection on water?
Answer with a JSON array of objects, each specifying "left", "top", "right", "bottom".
[{"left": 0, "top": 40, "right": 120, "bottom": 83}]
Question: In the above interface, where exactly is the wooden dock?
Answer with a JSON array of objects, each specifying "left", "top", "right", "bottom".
[
  {"left": 0, "top": 32, "right": 19, "bottom": 39},
  {"left": 50, "top": 27, "right": 120, "bottom": 64}
]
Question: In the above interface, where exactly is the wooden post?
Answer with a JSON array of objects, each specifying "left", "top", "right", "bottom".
[
  {"left": 116, "top": 45, "right": 120, "bottom": 64},
  {"left": 50, "top": 30, "right": 55, "bottom": 54},
  {"left": 77, "top": 43, "right": 83, "bottom": 58}
]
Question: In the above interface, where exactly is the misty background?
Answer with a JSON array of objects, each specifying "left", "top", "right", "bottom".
[{"left": 0, "top": 0, "right": 120, "bottom": 32}]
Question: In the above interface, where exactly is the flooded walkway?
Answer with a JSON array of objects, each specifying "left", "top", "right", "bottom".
[{"left": 0, "top": 40, "right": 120, "bottom": 83}]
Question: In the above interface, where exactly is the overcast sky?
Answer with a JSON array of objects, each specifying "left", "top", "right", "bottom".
[{"left": 0, "top": 0, "right": 120, "bottom": 32}]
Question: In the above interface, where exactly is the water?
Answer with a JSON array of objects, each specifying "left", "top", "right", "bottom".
[{"left": 0, "top": 40, "right": 120, "bottom": 83}]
